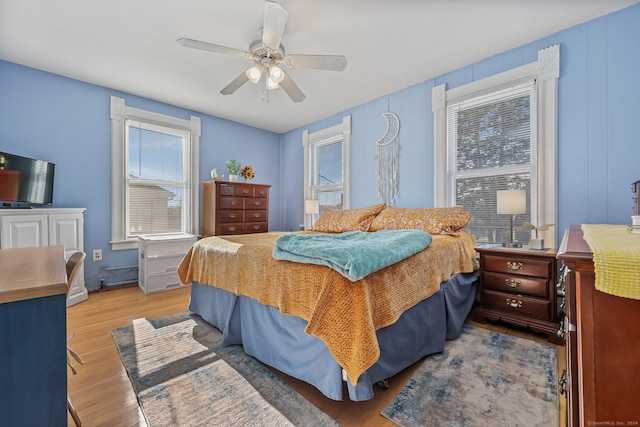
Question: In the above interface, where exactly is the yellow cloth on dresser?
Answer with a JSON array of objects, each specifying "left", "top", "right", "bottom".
[
  {"left": 178, "top": 231, "right": 478, "bottom": 386},
  {"left": 581, "top": 224, "right": 640, "bottom": 300}
]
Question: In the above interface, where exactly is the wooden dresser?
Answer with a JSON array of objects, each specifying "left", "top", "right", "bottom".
[
  {"left": 557, "top": 225, "right": 640, "bottom": 426},
  {"left": 473, "top": 245, "right": 562, "bottom": 344},
  {"left": 203, "top": 181, "right": 270, "bottom": 236}
]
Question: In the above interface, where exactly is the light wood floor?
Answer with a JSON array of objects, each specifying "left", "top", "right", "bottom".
[{"left": 67, "top": 285, "right": 566, "bottom": 427}]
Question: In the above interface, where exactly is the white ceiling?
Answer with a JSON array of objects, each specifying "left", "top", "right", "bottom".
[{"left": 1, "top": 0, "right": 637, "bottom": 134}]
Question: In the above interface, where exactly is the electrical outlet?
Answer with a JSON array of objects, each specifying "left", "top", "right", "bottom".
[{"left": 93, "top": 249, "right": 103, "bottom": 262}]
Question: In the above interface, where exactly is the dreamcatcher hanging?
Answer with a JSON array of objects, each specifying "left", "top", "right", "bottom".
[{"left": 375, "top": 111, "right": 400, "bottom": 205}]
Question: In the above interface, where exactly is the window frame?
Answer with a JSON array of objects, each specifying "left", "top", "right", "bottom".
[
  {"left": 110, "top": 96, "right": 200, "bottom": 250},
  {"left": 302, "top": 115, "right": 351, "bottom": 229},
  {"left": 432, "top": 45, "right": 559, "bottom": 246}
]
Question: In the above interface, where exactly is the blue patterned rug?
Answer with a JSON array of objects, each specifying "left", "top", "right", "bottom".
[
  {"left": 382, "top": 324, "right": 558, "bottom": 427},
  {"left": 111, "top": 311, "right": 339, "bottom": 427}
]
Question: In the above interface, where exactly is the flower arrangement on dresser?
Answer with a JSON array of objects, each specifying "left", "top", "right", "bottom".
[{"left": 240, "top": 165, "right": 255, "bottom": 182}]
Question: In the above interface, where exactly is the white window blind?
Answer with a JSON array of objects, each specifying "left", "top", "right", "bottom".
[
  {"left": 446, "top": 81, "right": 537, "bottom": 244},
  {"left": 126, "top": 119, "right": 189, "bottom": 237}
]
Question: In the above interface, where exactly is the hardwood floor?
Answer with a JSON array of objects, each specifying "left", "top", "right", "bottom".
[{"left": 67, "top": 285, "right": 566, "bottom": 427}]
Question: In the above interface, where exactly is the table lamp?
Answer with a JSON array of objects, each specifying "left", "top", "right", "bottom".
[
  {"left": 497, "top": 189, "right": 526, "bottom": 248},
  {"left": 304, "top": 199, "right": 320, "bottom": 229}
]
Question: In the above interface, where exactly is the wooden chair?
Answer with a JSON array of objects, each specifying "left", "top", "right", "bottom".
[{"left": 66, "top": 251, "right": 86, "bottom": 427}]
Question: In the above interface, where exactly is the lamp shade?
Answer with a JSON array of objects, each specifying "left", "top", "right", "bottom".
[
  {"left": 305, "top": 199, "right": 320, "bottom": 215},
  {"left": 497, "top": 189, "right": 526, "bottom": 215},
  {"left": 246, "top": 64, "right": 263, "bottom": 84}
]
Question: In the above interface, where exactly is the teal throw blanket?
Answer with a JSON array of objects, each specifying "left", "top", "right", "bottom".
[{"left": 272, "top": 230, "right": 432, "bottom": 282}]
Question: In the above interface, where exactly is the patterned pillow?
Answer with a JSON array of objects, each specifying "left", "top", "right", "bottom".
[
  {"left": 369, "top": 206, "right": 471, "bottom": 235},
  {"left": 312, "top": 203, "right": 386, "bottom": 233}
]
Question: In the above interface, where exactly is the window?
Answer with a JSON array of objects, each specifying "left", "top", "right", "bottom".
[
  {"left": 302, "top": 115, "right": 351, "bottom": 228},
  {"left": 447, "top": 82, "right": 536, "bottom": 244},
  {"left": 433, "top": 45, "right": 559, "bottom": 246},
  {"left": 110, "top": 97, "right": 200, "bottom": 250}
]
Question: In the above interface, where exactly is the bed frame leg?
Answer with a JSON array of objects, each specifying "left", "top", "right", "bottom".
[{"left": 376, "top": 379, "right": 390, "bottom": 390}]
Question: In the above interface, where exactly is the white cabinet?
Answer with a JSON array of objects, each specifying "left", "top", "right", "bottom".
[
  {"left": 0, "top": 208, "right": 87, "bottom": 306},
  {"left": 138, "top": 233, "right": 196, "bottom": 294}
]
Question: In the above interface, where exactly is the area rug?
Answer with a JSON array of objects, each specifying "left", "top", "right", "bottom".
[
  {"left": 381, "top": 324, "right": 558, "bottom": 427},
  {"left": 111, "top": 311, "right": 339, "bottom": 427}
]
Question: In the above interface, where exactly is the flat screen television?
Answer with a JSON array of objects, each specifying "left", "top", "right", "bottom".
[{"left": 0, "top": 151, "right": 55, "bottom": 206}]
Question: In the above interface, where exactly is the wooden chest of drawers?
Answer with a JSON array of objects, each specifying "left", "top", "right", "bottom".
[
  {"left": 203, "top": 181, "right": 270, "bottom": 236},
  {"left": 473, "top": 245, "right": 562, "bottom": 344},
  {"left": 557, "top": 225, "right": 640, "bottom": 426}
]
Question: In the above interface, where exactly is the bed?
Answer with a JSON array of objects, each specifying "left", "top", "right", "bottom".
[{"left": 178, "top": 205, "right": 479, "bottom": 401}]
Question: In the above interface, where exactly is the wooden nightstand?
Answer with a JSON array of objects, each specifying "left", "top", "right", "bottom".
[{"left": 473, "top": 245, "right": 562, "bottom": 344}]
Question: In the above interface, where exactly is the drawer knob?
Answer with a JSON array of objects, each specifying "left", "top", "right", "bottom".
[
  {"left": 242, "top": 189, "right": 249, "bottom": 194},
  {"left": 560, "top": 297, "right": 565, "bottom": 309},
  {"left": 252, "top": 213, "right": 260, "bottom": 218},
  {"left": 505, "top": 279, "right": 521, "bottom": 288},
  {"left": 230, "top": 200, "right": 237, "bottom": 205},
  {"left": 506, "top": 298, "right": 523, "bottom": 308},
  {"left": 228, "top": 226, "right": 236, "bottom": 231},
  {"left": 253, "top": 225, "right": 260, "bottom": 230},
  {"left": 229, "top": 213, "right": 236, "bottom": 218},
  {"left": 258, "top": 190, "right": 265, "bottom": 195},
  {"left": 506, "top": 261, "right": 523, "bottom": 271},
  {"left": 254, "top": 201, "right": 261, "bottom": 206}
]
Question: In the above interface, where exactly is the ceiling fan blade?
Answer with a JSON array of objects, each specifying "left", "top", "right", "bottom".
[
  {"left": 220, "top": 71, "right": 250, "bottom": 95},
  {"left": 284, "top": 54, "right": 348, "bottom": 71},
  {"left": 177, "top": 38, "right": 249, "bottom": 59},
  {"left": 279, "top": 73, "right": 306, "bottom": 103},
  {"left": 262, "top": 0, "right": 288, "bottom": 49}
]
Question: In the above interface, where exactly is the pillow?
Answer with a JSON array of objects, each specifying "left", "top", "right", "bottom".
[
  {"left": 312, "top": 203, "right": 386, "bottom": 233},
  {"left": 369, "top": 206, "right": 471, "bottom": 235}
]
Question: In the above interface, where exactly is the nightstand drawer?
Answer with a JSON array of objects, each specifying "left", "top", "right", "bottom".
[
  {"left": 482, "top": 271, "right": 549, "bottom": 298},
  {"left": 483, "top": 254, "right": 552, "bottom": 278},
  {"left": 483, "top": 290, "right": 550, "bottom": 321}
]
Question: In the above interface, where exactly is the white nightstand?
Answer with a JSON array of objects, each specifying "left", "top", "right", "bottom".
[{"left": 137, "top": 233, "right": 197, "bottom": 294}]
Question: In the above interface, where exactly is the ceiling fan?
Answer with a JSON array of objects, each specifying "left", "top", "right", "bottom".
[{"left": 177, "top": 0, "right": 347, "bottom": 103}]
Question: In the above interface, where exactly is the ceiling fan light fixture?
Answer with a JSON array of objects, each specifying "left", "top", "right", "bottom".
[
  {"left": 268, "top": 65, "right": 285, "bottom": 83},
  {"left": 266, "top": 76, "right": 280, "bottom": 90},
  {"left": 246, "top": 64, "right": 263, "bottom": 84}
]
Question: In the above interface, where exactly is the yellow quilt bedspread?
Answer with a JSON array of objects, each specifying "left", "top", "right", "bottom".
[
  {"left": 581, "top": 224, "right": 640, "bottom": 300},
  {"left": 178, "top": 231, "right": 478, "bottom": 385}
]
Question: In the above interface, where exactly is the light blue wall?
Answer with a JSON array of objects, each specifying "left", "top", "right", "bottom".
[
  {"left": 0, "top": 61, "right": 281, "bottom": 289},
  {"left": 280, "top": 3, "right": 640, "bottom": 242},
  {"left": 1, "top": 3, "right": 639, "bottom": 288}
]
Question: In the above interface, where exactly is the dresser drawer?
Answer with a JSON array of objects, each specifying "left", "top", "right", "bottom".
[
  {"left": 219, "top": 197, "right": 245, "bottom": 210},
  {"left": 254, "top": 187, "right": 269, "bottom": 198},
  {"left": 235, "top": 186, "right": 254, "bottom": 197},
  {"left": 483, "top": 290, "right": 550, "bottom": 321},
  {"left": 483, "top": 254, "right": 552, "bottom": 278},
  {"left": 244, "top": 210, "right": 267, "bottom": 222},
  {"left": 246, "top": 198, "right": 268, "bottom": 210},
  {"left": 244, "top": 222, "right": 268, "bottom": 233},
  {"left": 217, "top": 184, "right": 236, "bottom": 196},
  {"left": 216, "top": 223, "right": 245, "bottom": 235},
  {"left": 482, "top": 271, "right": 549, "bottom": 298},
  {"left": 218, "top": 210, "right": 244, "bottom": 223}
]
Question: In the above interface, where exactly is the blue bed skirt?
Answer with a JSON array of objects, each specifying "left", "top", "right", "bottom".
[{"left": 189, "top": 270, "right": 478, "bottom": 401}]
